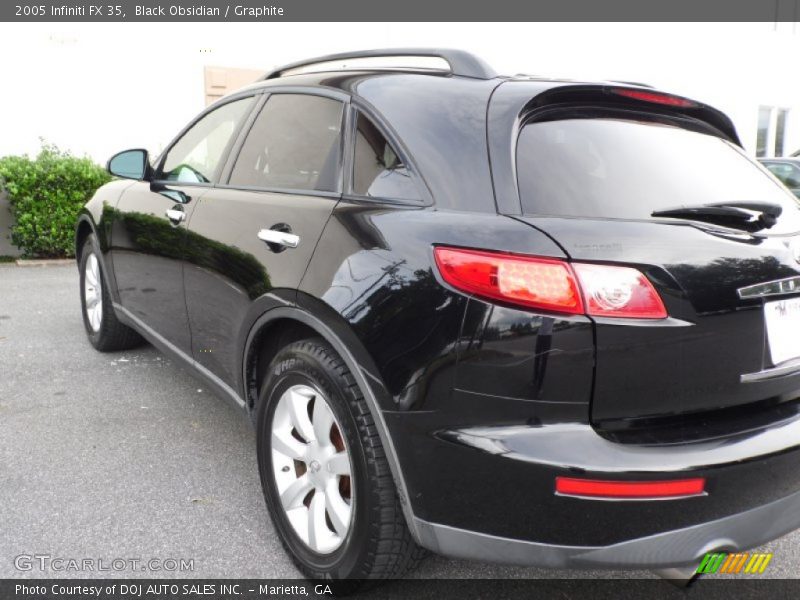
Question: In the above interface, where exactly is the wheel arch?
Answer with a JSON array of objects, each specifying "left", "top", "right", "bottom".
[
  {"left": 75, "top": 212, "right": 121, "bottom": 304},
  {"left": 74, "top": 213, "right": 96, "bottom": 262},
  {"left": 241, "top": 303, "right": 422, "bottom": 543}
]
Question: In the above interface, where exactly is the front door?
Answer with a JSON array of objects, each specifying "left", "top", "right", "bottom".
[{"left": 110, "top": 95, "right": 257, "bottom": 352}]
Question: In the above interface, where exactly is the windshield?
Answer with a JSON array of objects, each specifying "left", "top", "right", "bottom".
[{"left": 516, "top": 118, "right": 800, "bottom": 235}]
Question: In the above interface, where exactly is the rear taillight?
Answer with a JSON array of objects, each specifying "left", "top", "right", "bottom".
[
  {"left": 555, "top": 476, "right": 706, "bottom": 499},
  {"left": 433, "top": 247, "right": 667, "bottom": 319},
  {"left": 572, "top": 263, "right": 667, "bottom": 319},
  {"left": 433, "top": 247, "right": 583, "bottom": 314}
]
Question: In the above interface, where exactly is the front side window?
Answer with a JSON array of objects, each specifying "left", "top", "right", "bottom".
[
  {"left": 160, "top": 96, "right": 255, "bottom": 184},
  {"left": 229, "top": 94, "right": 343, "bottom": 192},
  {"left": 352, "top": 112, "right": 420, "bottom": 201},
  {"left": 517, "top": 117, "right": 800, "bottom": 234}
]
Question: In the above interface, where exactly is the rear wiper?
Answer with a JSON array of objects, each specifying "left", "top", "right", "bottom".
[{"left": 651, "top": 201, "right": 783, "bottom": 232}]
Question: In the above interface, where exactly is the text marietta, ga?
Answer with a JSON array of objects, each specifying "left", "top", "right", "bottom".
[{"left": 136, "top": 5, "right": 284, "bottom": 17}]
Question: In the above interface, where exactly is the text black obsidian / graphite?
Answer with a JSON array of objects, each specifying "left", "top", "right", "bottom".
[{"left": 134, "top": 5, "right": 284, "bottom": 17}]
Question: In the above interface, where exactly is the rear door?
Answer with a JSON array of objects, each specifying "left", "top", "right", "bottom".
[
  {"left": 491, "top": 85, "right": 800, "bottom": 428},
  {"left": 110, "top": 95, "right": 256, "bottom": 352},
  {"left": 183, "top": 92, "right": 345, "bottom": 389}
]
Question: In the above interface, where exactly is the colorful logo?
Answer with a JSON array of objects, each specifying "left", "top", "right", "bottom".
[{"left": 696, "top": 551, "right": 772, "bottom": 575}]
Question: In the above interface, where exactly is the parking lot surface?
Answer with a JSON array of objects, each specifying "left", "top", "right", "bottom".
[{"left": 1, "top": 264, "right": 798, "bottom": 591}]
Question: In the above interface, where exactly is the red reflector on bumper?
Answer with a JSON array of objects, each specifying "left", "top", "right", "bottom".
[{"left": 555, "top": 477, "right": 706, "bottom": 499}]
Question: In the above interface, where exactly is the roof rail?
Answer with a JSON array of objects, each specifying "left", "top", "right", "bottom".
[
  {"left": 263, "top": 48, "right": 498, "bottom": 81},
  {"left": 607, "top": 80, "right": 655, "bottom": 89}
]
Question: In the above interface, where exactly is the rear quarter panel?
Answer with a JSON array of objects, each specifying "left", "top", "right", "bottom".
[{"left": 299, "top": 204, "right": 592, "bottom": 414}]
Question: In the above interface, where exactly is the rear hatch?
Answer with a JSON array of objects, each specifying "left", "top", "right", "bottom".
[{"left": 507, "top": 86, "right": 800, "bottom": 432}]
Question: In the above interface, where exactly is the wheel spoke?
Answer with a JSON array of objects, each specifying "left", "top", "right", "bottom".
[
  {"left": 86, "top": 264, "right": 98, "bottom": 287},
  {"left": 287, "top": 389, "right": 315, "bottom": 442},
  {"left": 324, "top": 481, "right": 351, "bottom": 537},
  {"left": 327, "top": 452, "right": 351, "bottom": 476},
  {"left": 312, "top": 395, "right": 335, "bottom": 446},
  {"left": 280, "top": 475, "right": 312, "bottom": 511},
  {"left": 271, "top": 430, "right": 306, "bottom": 460},
  {"left": 83, "top": 254, "right": 103, "bottom": 332},
  {"left": 91, "top": 255, "right": 101, "bottom": 282},
  {"left": 307, "top": 490, "right": 328, "bottom": 550}
]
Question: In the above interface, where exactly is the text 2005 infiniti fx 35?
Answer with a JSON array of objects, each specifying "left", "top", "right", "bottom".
[{"left": 76, "top": 49, "right": 800, "bottom": 588}]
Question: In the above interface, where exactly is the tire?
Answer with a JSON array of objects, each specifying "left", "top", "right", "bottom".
[
  {"left": 79, "top": 234, "right": 143, "bottom": 352},
  {"left": 257, "top": 339, "right": 426, "bottom": 593}
]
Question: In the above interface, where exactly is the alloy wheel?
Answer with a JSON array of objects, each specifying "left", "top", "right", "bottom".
[{"left": 270, "top": 384, "right": 354, "bottom": 554}]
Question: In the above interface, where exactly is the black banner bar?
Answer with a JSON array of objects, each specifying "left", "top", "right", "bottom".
[
  {"left": 3, "top": 579, "right": 800, "bottom": 600},
  {"left": 2, "top": 0, "right": 800, "bottom": 22}
]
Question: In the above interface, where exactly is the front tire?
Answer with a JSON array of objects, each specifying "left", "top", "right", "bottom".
[
  {"left": 79, "top": 235, "right": 143, "bottom": 352},
  {"left": 257, "top": 339, "right": 426, "bottom": 593}
]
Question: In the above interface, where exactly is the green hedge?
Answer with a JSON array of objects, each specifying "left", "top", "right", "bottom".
[{"left": 0, "top": 144, "right": 110, "bottom": 258}]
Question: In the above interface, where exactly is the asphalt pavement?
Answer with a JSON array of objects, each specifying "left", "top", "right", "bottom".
[{"left": 1, "top": 263, "right": 798, "bottom": 594}]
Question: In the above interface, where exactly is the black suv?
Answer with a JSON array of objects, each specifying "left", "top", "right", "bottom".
[{"left": 77, "top": 49, "right": 800, "bottom": 587}]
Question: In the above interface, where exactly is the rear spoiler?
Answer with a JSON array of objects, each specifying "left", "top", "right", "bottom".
[{"left": 520, "top": 85, "right": 740, "bottom": 146}]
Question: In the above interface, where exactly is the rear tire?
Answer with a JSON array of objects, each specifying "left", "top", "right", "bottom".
[
  {"left": 79, "top": 234, "right": 143, "bottom": 352},
  {"left": 256, "top": 339, "right": 426, "bottom": 593}
]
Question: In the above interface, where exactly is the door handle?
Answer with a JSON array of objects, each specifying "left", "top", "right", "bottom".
[
  {"left": 165, "top": 208, "right": 185, "bottom": 223},
  {"left": 258, "top": 229, "right": 300, "bottom": 248}
]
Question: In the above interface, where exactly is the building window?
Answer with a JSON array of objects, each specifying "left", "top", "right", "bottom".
[
  {"left": 757, "top": 106, "right": 791, "bottom": 158},
  {"left": 775, "top": 109, "right": 789, "bottom": 157},
  {"left": 757, "top": 106, "right": 772, "bottom": 158}
]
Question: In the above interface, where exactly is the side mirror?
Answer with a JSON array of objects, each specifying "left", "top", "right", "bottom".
[{"left": 107, "top": 149, "right": 150, "bottom": 180}]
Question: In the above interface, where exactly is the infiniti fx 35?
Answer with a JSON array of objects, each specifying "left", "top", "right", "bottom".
[{"left": 76, "top": 49, "right": 800, "bottom": 589}]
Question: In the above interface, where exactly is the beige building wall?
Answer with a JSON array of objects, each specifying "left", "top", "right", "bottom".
[
  {"left": 204, "top": 66, "right": 265, "bottom": 106},
  {"left": 0, "top": 190, "right": 19, "bottom": 257}
]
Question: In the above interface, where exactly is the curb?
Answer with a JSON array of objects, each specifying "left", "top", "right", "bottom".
[{"left": 13, "top": 258, "right": 74, "bottom": 267}]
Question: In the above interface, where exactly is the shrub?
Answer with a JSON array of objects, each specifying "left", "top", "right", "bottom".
[{"left": 0, "top": 143, "right": 110, "bottom": 258}]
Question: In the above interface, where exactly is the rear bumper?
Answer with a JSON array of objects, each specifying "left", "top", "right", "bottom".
[
  {"left": 388, "top": 392, "right": 800, "bottom": 565},
  {"left": 414, "top": 486, "right": 800, "bottom": 568}
]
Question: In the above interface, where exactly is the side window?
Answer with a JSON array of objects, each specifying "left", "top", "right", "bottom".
[
  {"left": 160, "top": 96, "right": 255, "bottom": 184},
  {"left": 767, "top": 163, "right": 800, "bottom": 187},
  {"left": 352, "top": 111, "right": 420, "bottom": 201},
  {"left": 229, "top": 94, "right": 344, "bottom": 192}
]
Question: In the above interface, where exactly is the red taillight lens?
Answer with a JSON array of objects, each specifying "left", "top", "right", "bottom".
[
  {"left": 611, "top": 88, "right": 697, "bottom": 108},
  {"left": 573, "top": 263, "right": 667, "bottom": 319},
  {"left": 433, "top": 246, "right": 667, "bottom": 319},
  {"left": 556, "top": 477, "right": 706, "bottom": 499},
  {"left": 433, "top": 247, "right": 583, "bottom": 314}
]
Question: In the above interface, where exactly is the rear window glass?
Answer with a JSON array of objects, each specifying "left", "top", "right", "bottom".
[{"left": 517, "top": 118, "right": 800, "bottom": 232}]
